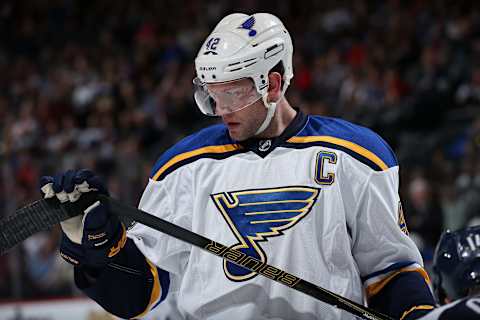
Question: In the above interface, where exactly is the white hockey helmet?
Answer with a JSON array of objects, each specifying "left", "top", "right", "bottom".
[{"left": 194, "top": 13, "right": 293, "bottom": 134}]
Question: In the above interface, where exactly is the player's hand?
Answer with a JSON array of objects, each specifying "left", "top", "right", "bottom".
[{"left": 39, "top": 169, "right": 126, "bottom": 268}]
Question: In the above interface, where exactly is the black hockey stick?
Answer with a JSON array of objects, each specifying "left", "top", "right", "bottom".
[{"left": 0, "top": 196, "right": 393, "bottom": 320}]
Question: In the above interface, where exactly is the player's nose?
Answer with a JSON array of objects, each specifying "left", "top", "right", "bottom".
[{"left": 221, "top": 112, "right": 235, "bottom": 121}]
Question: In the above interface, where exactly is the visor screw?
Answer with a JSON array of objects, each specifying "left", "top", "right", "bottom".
[
  {"left": 201, "top": 74, "right": 205, "bottom": 79},
  {"left": 212, "top": 75, "right": 217, "bottom": 79}
]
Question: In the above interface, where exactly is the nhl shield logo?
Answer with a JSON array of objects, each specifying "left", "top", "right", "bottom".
[{"left": 258, "top": 140, "right": 272, "bottom": 152}]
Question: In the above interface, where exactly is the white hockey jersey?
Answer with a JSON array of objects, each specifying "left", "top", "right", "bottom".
[{"left": 129, "top": 111, "right": 428, "bottom": 320}]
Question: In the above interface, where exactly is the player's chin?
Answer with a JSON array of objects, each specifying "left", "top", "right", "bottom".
[
  {"left": 228, "top": 126, "right": 248, "bottom": 141},
  {"left": 227, "top": 128, "right": 242, "bottom": 141}
]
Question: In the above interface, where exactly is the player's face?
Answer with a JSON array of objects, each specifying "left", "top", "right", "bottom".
[
  {"left": 204, "top": 78, "right": 265, "bottom": 141},
  {"left": 221, "top": 98, "right": 267, "bottom": 141}
]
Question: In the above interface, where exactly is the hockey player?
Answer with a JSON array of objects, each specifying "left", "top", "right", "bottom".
[
  {"left": 414, "top": 226, "right": 480, "bottom": 320},
  {"left": 39, "top": 13, "right": 436, "bottom": 319}
]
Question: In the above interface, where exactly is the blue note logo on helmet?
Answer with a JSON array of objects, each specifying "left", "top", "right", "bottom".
[
  {"left": 238, "top": 16, "right": 257, "bottom": 37},
  {"left": 433, "top": 225, "right": 480, "bottom": 303}
]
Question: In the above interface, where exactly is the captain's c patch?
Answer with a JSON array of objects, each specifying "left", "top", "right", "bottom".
[{"left": 211, "top": 186, "right": 320, "bottom": 282}]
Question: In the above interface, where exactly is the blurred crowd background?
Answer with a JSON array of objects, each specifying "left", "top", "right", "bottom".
[{"left": 0, "top": 0, "right": 479, "bottom": 301}]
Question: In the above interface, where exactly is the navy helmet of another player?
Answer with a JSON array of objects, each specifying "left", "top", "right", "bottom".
[
  {"left": 432, "top": 225, "right": 480, "bottom": 304},
  {"left": 193, "top": 13, "right": 293, "bottom": 135}
]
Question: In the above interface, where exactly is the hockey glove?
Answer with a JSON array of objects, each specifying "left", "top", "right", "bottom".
[{"left": 40, "top": 169, "right": 126, "bottom": 268}]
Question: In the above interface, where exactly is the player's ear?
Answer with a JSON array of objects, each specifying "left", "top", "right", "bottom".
[{"left": 267, "top": 72, "right": 282, "bottom": 103}]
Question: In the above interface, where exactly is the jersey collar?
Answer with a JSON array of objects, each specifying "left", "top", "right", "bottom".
[{"left": 238, "top": 109, "right": 307, "bottom": 157}]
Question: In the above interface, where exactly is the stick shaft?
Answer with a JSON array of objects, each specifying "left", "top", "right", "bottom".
[{"left": 102, "top": 195, "right": 393, "bottom": 320}]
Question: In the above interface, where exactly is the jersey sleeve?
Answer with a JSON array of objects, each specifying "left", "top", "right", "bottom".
[
  {"left": 126, "top": 124, "right": 237, "bottom": 316},
  {"left": 74, "top": 238, "right": 169, "bottom": 319},
  {"left": 341, "top": 145, "right": 435, "bottom": 319},
  {"left": 130, "top": 171, "right": 193, "bottom": 273},
  {"left": 347, "top": 166, "right": 425, "bottom": 291},
  {"left": 128, "top": 162, "right": 194, "bottom": 306}
]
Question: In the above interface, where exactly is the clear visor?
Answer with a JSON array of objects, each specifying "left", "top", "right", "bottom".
[{"left": 193, "top": 77, "right": 262, "bottom": 116}]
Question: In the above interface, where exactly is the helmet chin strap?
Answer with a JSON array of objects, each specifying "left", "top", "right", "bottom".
[{"left": 254, "top": 94, "right": 278, "bottom": 136}]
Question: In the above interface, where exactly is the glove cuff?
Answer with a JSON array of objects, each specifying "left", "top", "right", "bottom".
[
  {"left": 83, "top": 221, "right": 127, "bottom": 268},
  {"left": 60, "top": 222, "right": 127, "bottom": 268},
  {"left": 60, "top": 233, "right": 85, "bottom": 266}
]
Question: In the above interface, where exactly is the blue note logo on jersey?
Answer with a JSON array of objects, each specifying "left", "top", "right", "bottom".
[
  {"left": 238, "top": 16, "right": 257, "bottom": 37},
  {"left": 211, "top": 186, "right": 320, "bottom": 281}
]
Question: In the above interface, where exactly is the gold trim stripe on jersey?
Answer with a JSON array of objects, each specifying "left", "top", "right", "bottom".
[
  {"left": 400, "top": 305, "right": 435, "bottom": 320},
  {"left": 152, "top": 144, "right": 242, "bottom": 181},
  {"left": 287, "top": 136, "right": 389, "bottom": 171},
  {"left": 134, "top": 258, "right": 161, "bottom": 318}
]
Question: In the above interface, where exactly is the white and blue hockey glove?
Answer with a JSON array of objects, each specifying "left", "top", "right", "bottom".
[{"left": 39, "top": 169, "right": 126, "bottom": 268}]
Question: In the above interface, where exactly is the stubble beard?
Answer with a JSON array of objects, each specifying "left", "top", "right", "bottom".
[{"left": 229, "top": 117, "right": 262, "bottom": 141}]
